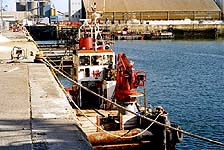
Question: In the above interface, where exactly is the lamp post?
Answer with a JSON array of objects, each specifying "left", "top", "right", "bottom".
[
  {"left": 1, "top": 0, "right": 3, "bottom": 32},
  {"left": 0, "top": 0, "right": 7, "bottom": 32}
]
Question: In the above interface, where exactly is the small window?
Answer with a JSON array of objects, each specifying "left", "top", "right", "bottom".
[
  {"left": 108, "top": 55, "right": 113, "bottom": 64},
  {"left": 102, "top": 55, "right": 109, "bottom": 65},
  {"left": 91, "top": 55, "right": 102, "bottom": 65},
  {"left": 79, "top": 56, "right": 90, "bottom": 66},
  {"left": 85, "top": 68, "right": 90, "bottom": 77}
]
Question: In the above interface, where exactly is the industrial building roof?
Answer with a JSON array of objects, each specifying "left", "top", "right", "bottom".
[{"left": 83, "top": 0, "right": 221, "bottom": 12}]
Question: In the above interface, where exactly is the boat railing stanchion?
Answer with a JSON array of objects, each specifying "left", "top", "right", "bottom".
[{"left": 144, "top": 84, "right": 147, "bottom": 113}]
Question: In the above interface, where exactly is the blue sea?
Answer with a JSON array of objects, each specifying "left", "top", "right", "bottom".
[
  {"left": 111, "top": 40, "right": 224, "bottom": 150},
  {"left": 43, "top": 39, "right": 224, "bottom": 149}
]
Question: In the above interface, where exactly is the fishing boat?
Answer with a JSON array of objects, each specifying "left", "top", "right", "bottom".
[
  {"left": 66, "top": 4, "right": 183, "bottom": 150},
  {"left": 142, "top": 30, "right": 174, "bottom": 40},
  {"left": 114, "top": 28, "right": 142, "bottom": 40}
]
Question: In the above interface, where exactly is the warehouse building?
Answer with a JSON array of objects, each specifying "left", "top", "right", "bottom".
[
  {"left": 82, "top": 0, "right": 222, "bottom": 24},
  {"left": 214, "top": 0, "right": 224, "bottom": 19}
]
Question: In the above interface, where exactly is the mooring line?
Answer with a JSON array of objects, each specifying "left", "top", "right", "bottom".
[
  {"left": 42, "top": 57, "right": 224, "bottom": 147},
  {"left": 47, "top": 58, "right": 160, "bottom": 139},
  {"left": 47, "top": 56, "right": 73, "bottom": 79}
]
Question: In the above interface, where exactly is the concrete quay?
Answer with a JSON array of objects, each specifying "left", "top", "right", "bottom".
[
  {"left": 109, "top": 23, "right": 224, "bottom": 38},
  {"left": 0, "top": 30, "right": 92, "bottom": 150}
]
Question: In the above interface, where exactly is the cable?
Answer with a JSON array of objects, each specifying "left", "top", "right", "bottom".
[
  {"left": 42, "top": 57, "right": 224, "bottom": 147},
  {"left": 45, "top": 54, "right": 73, "bottom": 79},
  {"left": 48, "top": 57, "right": 161, "bottom": 139}
]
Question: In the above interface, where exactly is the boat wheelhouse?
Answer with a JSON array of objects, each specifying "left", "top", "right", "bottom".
[
  {"left": 72, "top": 18, "right": 116, "bottom": 108},
  {"left": 67, "top": 4, "right": 183, "bottom": 149}
]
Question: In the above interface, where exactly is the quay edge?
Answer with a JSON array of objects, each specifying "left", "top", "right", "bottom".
[
  {"left": 0, "top": 30, "right": 93, "bottom": 150},
  {"left": 108, "top": 23, "right": 224, "bottom": 38}
]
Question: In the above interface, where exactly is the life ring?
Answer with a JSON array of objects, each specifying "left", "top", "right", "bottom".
[{"left": 171, "top": 124, "right": 183, "bottom": 143}]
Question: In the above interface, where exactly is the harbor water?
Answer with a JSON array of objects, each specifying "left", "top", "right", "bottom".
[
  {"left": 39, "top": 39, "right": 224, "bottom": 149},
  {"left": 111, "top": 40, "right": 224, "bottom": 150}
]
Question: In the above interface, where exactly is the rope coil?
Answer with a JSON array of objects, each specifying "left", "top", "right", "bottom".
[{"left": 42, "top": 57, "right": 224, "bottom": 147}]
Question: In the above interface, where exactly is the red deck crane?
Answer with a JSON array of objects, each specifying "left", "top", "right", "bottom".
[{"left": 115, "top": 53, "right": 146, "bottom": 103}]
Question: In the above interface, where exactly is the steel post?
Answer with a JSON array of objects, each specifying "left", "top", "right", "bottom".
[{"left": 0, "top": 0, "right": 3, "bottom": 32}]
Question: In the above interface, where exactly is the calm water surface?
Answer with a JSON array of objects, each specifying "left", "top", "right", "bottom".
[
  {"left": 111, "top": 40, "right": 224, "bottom": 150},
  {"left": 50, "top": 39, "right": 224, "bottom": 149}
]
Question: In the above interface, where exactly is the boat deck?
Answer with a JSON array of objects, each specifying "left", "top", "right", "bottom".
[{"left": 75, "top": 109, "right": 118, "bottom": 133}]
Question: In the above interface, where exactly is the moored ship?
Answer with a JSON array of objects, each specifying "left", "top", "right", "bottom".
[
  {"left": 65, "top": 5, "right": 183, "bottom": 150},
  {"left": 142, "top": 30, "right": 174, "bottom": 40}
]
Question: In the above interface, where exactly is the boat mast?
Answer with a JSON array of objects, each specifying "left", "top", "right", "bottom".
[{"left": 91, "top": 2, "right": 105, "bottom": 51}]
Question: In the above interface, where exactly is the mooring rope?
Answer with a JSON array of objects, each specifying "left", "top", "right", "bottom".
[
  {"left": 42, "top": 57, "right": 224, "bottom": 147},
  {"left": 47, "top": 56, "right": 73, "bottom": 79},
  {"left": 47, "top": 58, "right": 160, "bottom": 139}
]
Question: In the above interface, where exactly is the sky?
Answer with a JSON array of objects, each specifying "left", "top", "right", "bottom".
[
  {"left": 3, "top": 0, "right": 68, "bottom": 13},
  {"left": 51, "top": 0, "right": 68, "bottom": 12}
]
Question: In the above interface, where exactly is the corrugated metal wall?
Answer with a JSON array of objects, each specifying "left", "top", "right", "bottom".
[
  {"left": 83, "top": 0, "right": 221, "bottom": 22},
  {"left": 88, "top": 11, "right": 221, "bottom": 23}
]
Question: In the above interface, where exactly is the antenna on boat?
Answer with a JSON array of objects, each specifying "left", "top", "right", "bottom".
[
  {"left": 79, "top": 19, "right": 92, "bottom": 39},
  {"left": 78, "top": 3, "right": 106, "bottom": 51},
  {"left": 91, "top": 2, "right": 105, "bottom": 51}
]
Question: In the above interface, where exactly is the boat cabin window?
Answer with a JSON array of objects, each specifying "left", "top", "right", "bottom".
[
  {"left": 91, "top": 55, "right": 102, "bottom": 65},
  {"left": 85, "top": 68, "right": 90, "bottom": 77},
  {"left": 91, "top": 55, "right": 113, "bottom": 66},
  {"left": 102, "top": 55, "right": 109, "bottom": 65},
  {"left": 108, "top": 55, "right": 113, "bottom": 64},
  {"left": 79, "top": 56, "right": 90, "bottom": 66}
]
